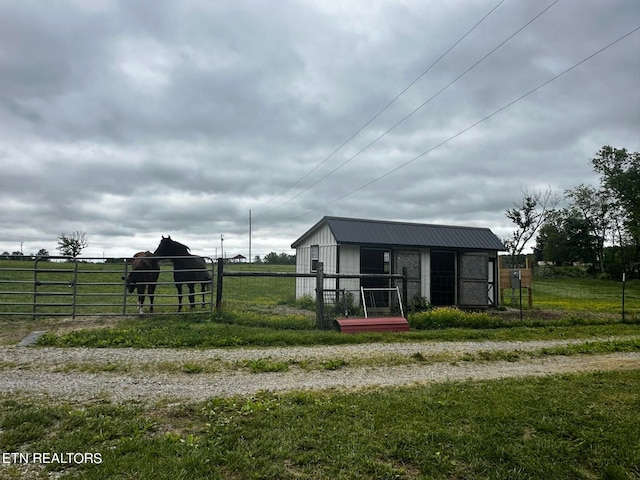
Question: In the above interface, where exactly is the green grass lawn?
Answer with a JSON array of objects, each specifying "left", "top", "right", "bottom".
[
  {"left": 532, "top": 277, "right": 639, "bottom": 315},
  {"left": 32, "top": 312, "right": 640, "bottom": 349},
  {"left": 1, "top": 263, "right": 639, "bottom": 479},
  {"left": 1, "top": 370, "right": 638, "bottom": 479}
]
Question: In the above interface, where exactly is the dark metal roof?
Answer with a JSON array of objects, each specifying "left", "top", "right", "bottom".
[{"left": 292, "top": 216, "right": 506, "bottom": 250}]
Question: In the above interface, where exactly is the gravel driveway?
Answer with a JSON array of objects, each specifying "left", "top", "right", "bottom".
[{"left": 1, "top": 338, "right": 639, "bottom": 403}]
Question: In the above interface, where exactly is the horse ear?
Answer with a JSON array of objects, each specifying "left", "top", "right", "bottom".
[{"left": 161, "top": 235, "right": 166, "bottom": 239}]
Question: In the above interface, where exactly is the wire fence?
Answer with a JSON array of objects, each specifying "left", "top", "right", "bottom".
[
  {"left": 500, "top": 274, "right": 639, "bottom": 319},
  {"left": 1, "top": 258, "right": 637, "bottom": 322}
]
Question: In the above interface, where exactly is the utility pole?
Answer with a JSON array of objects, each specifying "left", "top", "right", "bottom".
[
  {"left": 220, "top": 234, "right": 224, "bottom": 261},
  {"left": 249, "top": 209, "right": 252, "bottom": 264}
]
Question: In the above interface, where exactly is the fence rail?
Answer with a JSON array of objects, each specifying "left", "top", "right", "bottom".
[
  {"left": 0, "top": 256, "right": 215, "bottom": 319},
  {"left": 3, "top": 258, "right": 635, "bottom": 325},
  {"left": 215, "top": 260, "right": 407, "bottom": 329}
]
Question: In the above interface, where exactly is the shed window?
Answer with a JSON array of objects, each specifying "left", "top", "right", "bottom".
[{"left": 310, "top": 245, "right": 319, "bottom": 272}]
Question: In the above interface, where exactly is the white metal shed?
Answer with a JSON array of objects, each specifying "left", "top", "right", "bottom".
[{"left": 291, "top": 216, "right": 506, "bottom": 307}]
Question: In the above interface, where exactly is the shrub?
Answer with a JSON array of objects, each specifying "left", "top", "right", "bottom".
[
  {"left": 409, "top": 307, "right": 502, "bottom": 330},
  {"left": 409, "top": 295, "right": 432, "bottom": 313},
  {"left": 295, "top": 295, "right": 316, "bottom": 311},
  {"left": 333, "top": 291, "right": 362, "bottom": 318},
  {"left": 535, "top": 265, "right": 590, "bottom": 278}
]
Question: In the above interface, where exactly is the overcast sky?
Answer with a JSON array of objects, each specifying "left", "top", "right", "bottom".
[{"left": 1, "top": 0, "right": 639, "bottom": 260}]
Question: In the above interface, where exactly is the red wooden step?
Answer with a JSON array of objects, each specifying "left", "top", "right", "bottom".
[{"left": 334, "top": 317, "right": 410, "bottom": 334}]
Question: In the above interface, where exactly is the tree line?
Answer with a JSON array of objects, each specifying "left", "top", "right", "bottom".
[
  {"left": 2, "top": 233, "right": 298, "bottom": 266},
  {"left": 505, "top": 146, "right": 639, "bottom": 278},
  {"left": 1, "top": 232, "right": 88, "bottom": 261},
  {"left": 253, "top": 252, "right": 296, "bottom": 265}
]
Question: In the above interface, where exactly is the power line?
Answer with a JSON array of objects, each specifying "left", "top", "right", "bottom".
[
  {"left": 307, "top": 25, "right": 640, "bottom": 215},
  {"left": 260, "top": 0, "right": 561, "bottom": 218},
  {"left": 254, "top": 0, "right": 506, "bottom": 215}
]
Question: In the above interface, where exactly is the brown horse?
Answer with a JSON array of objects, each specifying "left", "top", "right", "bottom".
[{"left": 123, "top": 251, "right": 160, "bottom": 314}]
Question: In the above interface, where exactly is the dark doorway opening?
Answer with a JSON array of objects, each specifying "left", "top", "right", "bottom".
[
  {"left": 431, "top": 251, "right": 456, "bottom": 306},
  {"left": 360, "top": 248, "right": 391, "bottom": 309}
]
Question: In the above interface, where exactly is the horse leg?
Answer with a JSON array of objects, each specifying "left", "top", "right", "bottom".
[
  {"left": 136, "top": 285, "right": 145, "bottom": 315},
  {"left": 201, "top": 283, "right": 207, "bottom": 308},
  {"left": 188, "top": 283, "right": 196, "bottom": 310},
  {"left": 148, "top": 283, "right": 156, "bottom": 314},
  {"left": 176, "top": 283, "right": 183, "bottom": 312}
]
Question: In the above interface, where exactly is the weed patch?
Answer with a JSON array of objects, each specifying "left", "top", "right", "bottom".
[
  {"left": 409, "top": 307, "right": 503, "bottom": 329},
  {"left": 242, "top": 358, "right": 290, "bottom": 373}
]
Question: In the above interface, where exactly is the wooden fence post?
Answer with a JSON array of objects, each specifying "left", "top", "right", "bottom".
[
  {"left": 315, "top": 262, "right": 325, "bottom": 329},
  {"left": 402, "top": 267, "right": 408, "bottom": 317},
  {"left": 216, "top": 257, "right": 224, "bottom": 311}
]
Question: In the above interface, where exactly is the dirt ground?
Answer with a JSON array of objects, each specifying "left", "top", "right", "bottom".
[{"left": 0, "top": 315, "right": 123, "bottom": 345}]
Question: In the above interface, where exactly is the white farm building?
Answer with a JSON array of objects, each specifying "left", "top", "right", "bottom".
[{"left": 291, "top": 216, "right": 506, "bottom": 308}]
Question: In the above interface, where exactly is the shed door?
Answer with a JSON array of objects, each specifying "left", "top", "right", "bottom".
[
  {"left": 360, "top": 248, "right": 391, "bottom": 310},
  {"left": 395, "top": 251, "right": 421, "bottom": 308},
  {"left": 458, "top": 252, "right": 488, "bottom": 307},
  {"left": 431, "top": 251, "right": 456, "bottom": 306}
]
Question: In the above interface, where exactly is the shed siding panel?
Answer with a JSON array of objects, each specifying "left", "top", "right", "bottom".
[
  {"left": 295, "top": 224, "right": 337, "bottom": 298},
  {"left": 339, "top": 245, "right": 360, "bottom": 275},
  {"left": 338, "top": 245, "right": 360, "bottom": 300},
  {"left": 422, "top": 250, "right": 431, "bottom": 301},
  {"left": 295, "top": 247, "right": 312, "bottom": 299}
]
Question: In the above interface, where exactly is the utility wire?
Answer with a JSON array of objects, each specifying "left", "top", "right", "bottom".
[
  {"left": 262, "top": 0, "right": 560, "bottom": 217},
  {"left": 304, "top": 25, "right": 640, "bottom": 216},
  {"left": 254, "top": 0, "right": 506, "bottom": 214}
]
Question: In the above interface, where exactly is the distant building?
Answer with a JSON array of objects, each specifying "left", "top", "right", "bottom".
[{"left": 230, "top": 254, "right": 247, "bottom": 263}]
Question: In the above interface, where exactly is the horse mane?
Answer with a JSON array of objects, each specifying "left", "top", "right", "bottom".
[
  {"left": 172, "top": 240, "right": 191, "bottom": 254},
  {"left": 159, "top": 236, "right": 191, "bottom": 255},
  {"left": 175, "top": 242, "right": 191, "bottom": 253}
]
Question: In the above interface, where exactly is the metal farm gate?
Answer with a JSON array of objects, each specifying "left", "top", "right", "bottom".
[{"left": 0, "top": 257, "right": 215, "bottom": 319}]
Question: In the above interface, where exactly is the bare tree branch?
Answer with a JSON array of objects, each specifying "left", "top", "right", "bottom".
[{"left": 504, "top": 187, "right": 560, "bottom": 266}]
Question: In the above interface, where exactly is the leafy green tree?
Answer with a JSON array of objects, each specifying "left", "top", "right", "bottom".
[
  {"left": 262, "top": 252, "right": 296, "bottom": 265},
  {"left": 534, "top": 219, "right": 565, "bottom": 265},
  {"left": 562, "top": 213, "right": 596, "bottom": 265},
  {"left": 564, "top": 185, "right": 611, "bottom": 273},
  {"left": 535, "top": 209, "right": 595, "bottom": 266},
  {"left": 592, "top": 146, "right": 640, "bottom": 275},
  {"left": 57, "top": 231, "right": 89, "bottom": 258}
]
